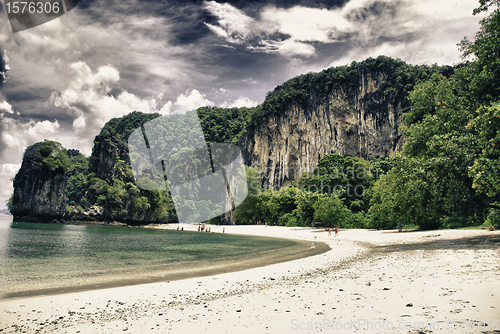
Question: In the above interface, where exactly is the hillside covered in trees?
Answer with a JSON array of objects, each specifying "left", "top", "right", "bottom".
[{"left": 9, "top": 1, "right": 500, "bottom": 229}]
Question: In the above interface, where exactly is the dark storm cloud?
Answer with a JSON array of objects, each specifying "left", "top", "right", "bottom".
[
  {"left": 2, "top": 79, "right": 66, "bottom": 118},
  {"left": 164, "top": 4, "right": 216, "bottom": 45},
  {"left": 76, "top": 0, "right": 351, "bottom": 46},
  {"left": 75, "top": 0, "right": 215, "bottom": 45},
  {"left": 0, "top": 49, "right": 7, "bottom": 85},
  {"left": 172, "top": 0, "right": 350, "bottom": 10}
]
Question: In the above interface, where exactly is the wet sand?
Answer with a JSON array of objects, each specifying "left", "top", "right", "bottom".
[{"left": 0, "top": 226, "right": 499, "bottom": 333}]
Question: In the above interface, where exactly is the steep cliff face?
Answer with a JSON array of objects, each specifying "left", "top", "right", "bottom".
[
  {"left": 87, "top": 134, "right": 172, "bottom": 224},
  {"left": 239, "top": 65, "right": 407, "bottom": 189},
  {"left": 11, "top": 142, "right": 69, "bottom": 222},
  {"left": 89, "top": 134, "right": 130, "bottom": 185}
]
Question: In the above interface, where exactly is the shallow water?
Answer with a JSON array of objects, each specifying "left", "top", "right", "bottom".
[{"left": 0, "top": 215, "right": 298, "bottom": 297}]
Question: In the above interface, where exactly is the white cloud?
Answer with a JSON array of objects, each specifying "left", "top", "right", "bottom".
[
  {"left": 257, "top": 39, "right": 316, "bottom": 57},
  {"left": 159, "top": 101, "right": 173, "bottom": 115},
  {"left": 260, "top": 6, "right": 352, "bottom": 43},
  {"left": 204, "top": 1, "right": 354, "bottom": 57},
  {"left": 204, "top": 1, "right": 255, "bottom": 44},
  {"left": 0, "top": 100, "right": 13, "bottom": 114},
  {"left": 52, "top": 61, "right": 158, "bottom": 142},
  {"left": 0, "top": 163, "right": 20, "bottom": 177},
  {"left": 173, "top": 89, "right": 215, "bottom": 110},
  {"left": 221, "top": 96, "right": 259, "bottom": 108},
  {"left": 0, "top": 117, "right": 72, "bottom": 165},
  {"left": 329, "top": 0, "right": 485, "bottom": 67},
  {"left": 0, "top": 163, "right": 21, "bottom": 209},
  {"left": 1, "top": 6, "right": 200, "bottom": 117},
  {"left": 409, "top": 0, "right": 477, "bottom": 21}
]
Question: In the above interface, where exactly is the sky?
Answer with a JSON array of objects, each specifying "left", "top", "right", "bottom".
[{"left": 0, "top": 0, "right": 487, "bottom": 209}]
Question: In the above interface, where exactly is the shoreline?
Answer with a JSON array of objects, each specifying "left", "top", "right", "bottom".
[
  {"left": 2, "top": 230, "right": 330, "bottom": 299},
  {"left": 1, "top": 227, "right": 499, "bottom": 333}
]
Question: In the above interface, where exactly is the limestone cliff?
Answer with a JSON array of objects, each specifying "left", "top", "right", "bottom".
[
  {"left": 238, "top": 58, "right": 440, "bottom": 189},
  {"left": 10, "top": 142, "right": 68, "bottom": 222},
  {"left": 87, "top": 134, "right": 173, "bottom": 224}
]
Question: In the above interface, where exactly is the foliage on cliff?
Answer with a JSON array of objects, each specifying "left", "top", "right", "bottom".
[
  {"left": 37, "top": 141, "right": 70, "bottom": 174},
  {"left": 90, "top": 114, "right": 177, "bottom": 222},
  {"left": 197, "top": 106, "right": 254, "bottom": 145},
  {"left": 249, "top": 56, "right": 453, "bottom": 127},
  {"left": 99, "top": 111, "right": 161, "bottom": 140}
]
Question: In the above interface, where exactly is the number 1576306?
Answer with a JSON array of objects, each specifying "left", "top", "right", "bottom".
[{"left": 5, "top": 1, "right": 60, "bottom": 14}]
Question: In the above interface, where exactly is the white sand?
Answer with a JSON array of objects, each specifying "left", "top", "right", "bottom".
[{"left": 0, "top": 226, "right": 499, "bottom": 333}]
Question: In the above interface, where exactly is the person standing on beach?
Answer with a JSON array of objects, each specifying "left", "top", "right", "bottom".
[
  {"left": 328, "top": 227, "right": 331, "bottom": 236},
  {"left": 334, "top": 227, "right": 338, "bottom": 237},
  {"left": 398, "top": 222, "right": 402, "bottom": 232}
]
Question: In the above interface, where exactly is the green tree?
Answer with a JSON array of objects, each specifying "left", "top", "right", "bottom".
[
  {"left": 458, "top": 1, "right": 500, "bottom": 105},
  {"left": 38, "top": 141, "right": 70, "bottom": 174},
  {"left": 66, "top": 152, "right": 89, "bottom": 207},
  {"left": 297, "top": 153, "right": 376, "bottom": 212},
  {"left": 366, "top": 173, "right": 397, "bottom": 229},
  {"left": 312, "top": 194, "right": 351, "bottom": 228},
  {"left": 370, "top": 72, "right": 490, "bottom": 229},
  {"left": 6, "top": 193, "right": 13, "bottom": 212},
  {"left": 294, "top": 190, "right": 323, "bottom": 227},
  {"left": 233, "top": 166, "right": 262, "bottom": 224},
  {"left": 467, "top": 102, "right": 500, "bottom": 204}
]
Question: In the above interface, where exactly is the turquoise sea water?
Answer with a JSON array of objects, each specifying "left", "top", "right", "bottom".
[{"left": 0, "top": 214, "right": 297, "bottom": 297}]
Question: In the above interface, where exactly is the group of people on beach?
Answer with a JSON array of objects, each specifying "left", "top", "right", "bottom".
[
  {"left": 197, "top": 225, "right": 225, "bottom": 233},
  {"left": 198, "top": 225, "right": 211, "bottom": 232},
  {"left": 328, "top": 227, "right": 338, "bottom": 237},
  {"left": 172, "top": 224, "right": 227, "bottom": 233}
]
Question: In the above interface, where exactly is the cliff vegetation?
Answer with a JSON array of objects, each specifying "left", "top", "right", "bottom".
[{"left": 9, "top": 1, "right": 500, "bottom": 229}]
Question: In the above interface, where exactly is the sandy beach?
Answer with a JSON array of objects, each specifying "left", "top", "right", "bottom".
[{"left": 0, "top": 225, "right": 499, "bottom": 333}]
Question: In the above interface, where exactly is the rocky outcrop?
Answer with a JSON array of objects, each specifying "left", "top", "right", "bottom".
[
  {"left": 64, "top": 205, "right": 104, "bottom": 222},
  {"left": 10, "top": 142, "right": 68, "bottom": 222},
  {"left": 87, "top": 134, "right": 172, "bottom": 225},
  {"left": 239, "top": 65, "right": 407, "bottom": 189},
  {"left": 89, "top": 134, "right": 130, "bottom": 184},
  {"left": 11, "top": 136, "right": 173, "bottom": 225}
]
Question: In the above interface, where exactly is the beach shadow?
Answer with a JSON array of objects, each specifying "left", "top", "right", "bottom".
[
  {"left": 370, "top": 234, "right": 500, "bottom": 254},
  {"left": 381, "top": 229, "right": 421, "bottom": 233}
]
